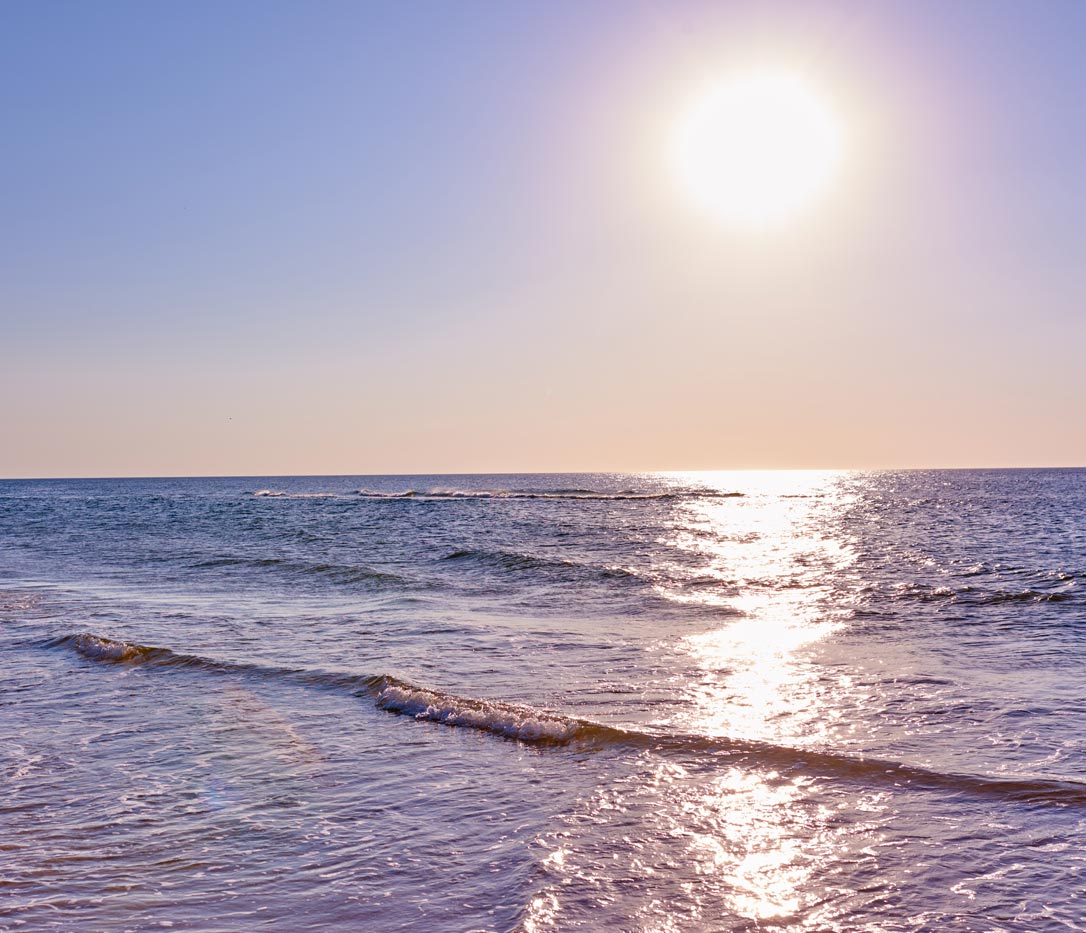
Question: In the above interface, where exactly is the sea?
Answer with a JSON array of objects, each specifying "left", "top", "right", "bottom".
[{"left": 1, "top": 469, "right": 1084, "bottom": 932}]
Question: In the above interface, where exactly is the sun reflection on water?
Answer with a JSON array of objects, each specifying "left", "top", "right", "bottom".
[
  {"left": 522, "top": 753, "right": 889, "bottom": 931},
  {"left": 658, "top": 471, "right": 858, "bottom": 746},
  {"left": 525, "top": 472, "right": 888, "bottom": 931},
  {"left": 668, "top": 473, "right": 864, "bottom": 925},
  {"left": 655, "top": 471, "right": 871, "bottom": 925}
]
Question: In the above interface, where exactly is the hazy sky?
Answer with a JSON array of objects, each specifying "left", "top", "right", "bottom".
[{"left": 4, "top": 0, "right": 1085, "bottom": 477}]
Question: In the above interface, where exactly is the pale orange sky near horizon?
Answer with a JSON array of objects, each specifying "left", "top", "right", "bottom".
[{"left": 4, "top": 1, "right": 1086, "bottom": 478}]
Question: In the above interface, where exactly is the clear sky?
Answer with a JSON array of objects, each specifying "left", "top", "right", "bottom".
[{"left": 3, "top": 0, "right": 1085, "bottom": 477}]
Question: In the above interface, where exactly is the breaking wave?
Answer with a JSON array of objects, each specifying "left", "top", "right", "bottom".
[
  {"left": 369, "top": 675, "right": 608, "bottom": 743},
  {"left": 45, "top": 632, "right": 1086, "bottom": 807}
]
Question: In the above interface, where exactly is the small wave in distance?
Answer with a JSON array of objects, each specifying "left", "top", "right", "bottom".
[{"left": 440, "top": 547, "right": 639, "bottom": 582}]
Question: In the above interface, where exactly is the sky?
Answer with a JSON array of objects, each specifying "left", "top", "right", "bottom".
[{"left": 3, "top": 0, "right": 1085, "bottom": 477}]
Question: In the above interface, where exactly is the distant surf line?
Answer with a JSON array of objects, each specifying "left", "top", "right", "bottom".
[{"left": 252, "top": 488, "right": 746, "bottom": 501}]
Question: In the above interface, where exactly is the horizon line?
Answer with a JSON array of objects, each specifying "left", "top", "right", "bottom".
[{"left": 2, "top": 465, "right": 1084, "bottom": 482}]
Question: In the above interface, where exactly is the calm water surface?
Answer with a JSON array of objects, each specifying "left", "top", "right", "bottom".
[{"left": 2, "top": 470, "right": 1084, "bottom": 931}]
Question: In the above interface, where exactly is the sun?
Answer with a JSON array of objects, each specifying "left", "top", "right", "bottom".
[{"left": 672, "top": 69, "right": 843, "bottom": 230}]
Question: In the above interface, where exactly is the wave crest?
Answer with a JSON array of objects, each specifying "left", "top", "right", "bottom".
[
  {"left": 367, "top": 675, "right": 593, "bottom": 744},
  {"left": 892, "top": 583, "right": 1076, "bottom": 605},
  {"left": 193, "top": 556, "right": 411, "bottom": 588},
  {"left": 49, "top": 632, "right": 214, "bottom": 668},
  {"left": 440, "top": 548, "right": 638, "bottom": 582}
]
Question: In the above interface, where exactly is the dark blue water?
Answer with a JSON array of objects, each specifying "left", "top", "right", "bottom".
[{"left": 2, "top": 470, "right": 1084, "bottom": 931}]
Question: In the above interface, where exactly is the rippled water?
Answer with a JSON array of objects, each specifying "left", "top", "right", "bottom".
[{"left": 2, "top": 470, "right": 1084, "bottom": 931}]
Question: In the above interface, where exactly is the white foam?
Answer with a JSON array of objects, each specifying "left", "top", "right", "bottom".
[
  {"left": 376, "top": 682, "right": 578, "bottom": 743},
  {"left": 69, "top": 633, "right": 146, "bottom": 662}
]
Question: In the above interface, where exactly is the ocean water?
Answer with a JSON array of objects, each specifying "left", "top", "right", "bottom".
[{"left": 2, "top": 469, "right": 1084, "bottom": 932}]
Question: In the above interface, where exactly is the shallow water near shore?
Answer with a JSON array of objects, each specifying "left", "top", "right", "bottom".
[{"left": 2, "top": 469, "right": 1085, "bottom": 931}]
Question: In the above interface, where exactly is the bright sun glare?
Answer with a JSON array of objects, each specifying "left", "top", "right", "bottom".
[{"left": 673, "top": 70, "right": 843, "bottom": 230}]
